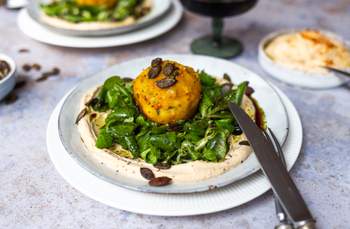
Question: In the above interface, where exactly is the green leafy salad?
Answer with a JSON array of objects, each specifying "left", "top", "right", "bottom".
[
  {"left": 79, "top": 71, "right": 261, "bottom": 166},
  {"left": 40, "top": 0, "right": 150, "bottom": 23}
]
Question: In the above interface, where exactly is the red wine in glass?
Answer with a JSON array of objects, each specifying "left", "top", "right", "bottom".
[{"left": 180, "top": 0, "right": 258, "bottom": 58}]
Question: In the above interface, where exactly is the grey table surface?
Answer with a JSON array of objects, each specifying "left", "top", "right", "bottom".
[{"left": 1, "top": 0, "right": 350, "bottom": 228}]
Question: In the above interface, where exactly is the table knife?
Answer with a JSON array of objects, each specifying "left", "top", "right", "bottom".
[{"left": 228, "top": 102, "right": 316, "bottom": 228}]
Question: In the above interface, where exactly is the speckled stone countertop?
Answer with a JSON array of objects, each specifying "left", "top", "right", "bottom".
[{"left": 1, "top": 0, "right": 350, "bottom": 228}]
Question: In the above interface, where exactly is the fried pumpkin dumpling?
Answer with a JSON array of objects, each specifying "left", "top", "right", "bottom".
[
  {"left": 76, "top": 0, "right": 117, "bottom": 8},
  {"left": 133, "top": 59, "right": 201, "bottom": 124}
]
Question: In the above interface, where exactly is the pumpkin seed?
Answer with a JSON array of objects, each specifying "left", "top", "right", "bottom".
[
  {"left": 156, "top": 78, "right": 177, "bottom": 89},
  {"left": 223, "top": 73, "right": 232, "bottom": 82},
  {"left": 148, "top": 65, "right": 161, "bottom": 79},
  {"left": 75, "top": 108, "right": 87, "bottom": 124},
  {"left": 239, "top": 140, "right": 250, "bottom": 146},
  {"left": 3, "top": 92, "right": 18, "bottom": 105},
  {"left": 163, "top": 63, "right": 176, "bottom": 76},
  {"left": 151, "top": 58, "right": 162, "bottom": 67},
  {"left": 245, "top": 86, "right": 255, "bottom": 96},
  {"left": 14, "top": 80, "right": 27, "bottom": 89},
  {"left": 221, "top": 83, "right": 233, "bottom": 95},
  {"left": 32, "top": 63, "right": 41, "bottom": 71},
  {"left": 149, "top": 176, "right": 172, "bottom": 186},
  {"left": 140, "top": 167, "right": 155, "bottom": 180},
  {"left": 154, "top": 162, "right": 171, "bottom": 170},
  {"left": 123, "top": 77, "right": 133, "bottom": 82},
  {"left": 22, "top": 64, "right": 31, "bottom": 72}
]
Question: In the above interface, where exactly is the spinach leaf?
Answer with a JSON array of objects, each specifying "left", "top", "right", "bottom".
[
  {"left": 107, "top": 123, "right": 136, "bottom": 137},
  {"left": 149, "top": 132, "right": 179, "bottom": 152},
  {"left": 136, "top": 115, "right": 153, "bottom": 127},
  {"left": 95, "top": 128, "right": 113, "bottom": 149},
  {"left": 214, "top": 118, "right": 235, "bottom": 133},
  {"left": 179, "top": 140, "right": 201, "bottom": 161},
  {"left": 118, "top": 135, "right": 139, "bottom": 158},
  {"left": 105, "top": 106, "right": 137, "bottom": 125},
  {"left": 140, "top": 146, "right": 160, "bottom": 165},
  {"left": 113, "top": 0, "right": 138, "bottom": 21},
  {"left": 224, "top": 81, "right": 248, "bottom": 106},
  {"left": 199, "top": 92, "right": 213, "bottom": 118},
  {"left": 184, "top": 119, "right": 209, "bottom": 137},
  {"left": 199, "top": 70, "right": 216, "bottom": 86},
  {"left": 234, "top": 81, "right": 248, "bottom": 106},
  {"left": 204, "top": 129, "right": 230, "bottom": 161},
  {"left": 202, "top": 148, "right": 217, "bottom": 161}
]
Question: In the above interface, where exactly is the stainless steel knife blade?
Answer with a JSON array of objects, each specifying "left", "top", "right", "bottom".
[{"left": 228, "top": 102, "right": 314, "bottom": 225}]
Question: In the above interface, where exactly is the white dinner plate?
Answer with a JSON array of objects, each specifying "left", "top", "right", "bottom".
[
  {"left": 17, "top": 0, "right": 183, "bottom": 48},
  {"left": 27, "top": 0, "right": 172, "bottom": 37},
  {"left": 57, "top": 54, "right": 289, "bottom": 193},
  {"left": 47, "top": 85, "right": 302, "bottom": 216},
  {"left": 259, "top": 29, "right": 350, "bottom": 89}
]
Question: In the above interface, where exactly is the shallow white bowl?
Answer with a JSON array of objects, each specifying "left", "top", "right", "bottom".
[
  {"left": 57, "top": 54, "right": 289, "bottom": 194},
  {"left": 0, "top": 54, "right": 16, "bottom": 101},
  {"left": 258, "top": 29, "right": 350, "bottom": 89}
]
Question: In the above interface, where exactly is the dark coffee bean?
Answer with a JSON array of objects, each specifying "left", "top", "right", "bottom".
[
  {"left": 149, "top": 176, "right": 172, "bottom": 186},
  {"left": 245, "top": 86, "right": 255, "bottom": 96},
  {"left": 163, "top": 63, "right": 176, "bottom": 76},
  {"left": 148, "top": 65, "right": 161, "bottom": 79},
  {"left": 156, "top": 78, "right": 177, "bottom": 89},
  {"left": 140, "top": 167, "right": 155, "bottom": 180},
  {"left": 239, "top": 140, "right": 250, "bottom": 146},
  {"left": 151, "top": 58, "right": 162, "bottom": 67},
  {"left": 154, "top": 162, "right": 171, "bottom": 170},
  {"left": 22, "top": 64, "right": 31, "bottom": 72},
  {"left": 223, "top": 73, "right": 232, "bottom": 82},
  {"left": 75, "top": 108, "right": 87, "bottom": 124}
]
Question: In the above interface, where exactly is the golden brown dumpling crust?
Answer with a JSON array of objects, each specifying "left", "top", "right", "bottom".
[
  {"left": 133, "top": 60, "right": 201, "bottom": 124},
  {"left": 76, "top": 0, "right": 117, "bottom": 8}
]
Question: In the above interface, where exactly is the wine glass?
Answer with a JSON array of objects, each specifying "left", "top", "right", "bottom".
[{"left": 180, "top": 0, "right": 258, "bottom": 58}]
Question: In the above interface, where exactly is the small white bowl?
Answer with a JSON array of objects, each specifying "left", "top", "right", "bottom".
[
  {"left": 0, "top": 54, "right": 16, "bottom": 100},
  {"left": 258, "top": 29, "right": 349, "bottom": 89}
]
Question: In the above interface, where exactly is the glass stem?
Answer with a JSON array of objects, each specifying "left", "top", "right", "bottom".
[{"left": 212, "top": 17, "right": 223, "bottom": 46}]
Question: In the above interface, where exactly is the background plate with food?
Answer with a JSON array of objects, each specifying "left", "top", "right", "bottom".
[
  {"left": 259, "top": 29, "right": 350, "bottom": 89},
  {"left": 58, "top": 54, "right": 289, "bottom": 193},
  {"left": 17, "top": 0, "right": 182, "bottom": 47},
  {"left": 27, "top": 0, "right": 171, "bottom": 36}
]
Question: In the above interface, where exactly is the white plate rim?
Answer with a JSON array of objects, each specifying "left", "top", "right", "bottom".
[
  {"left": 56, "top": 54, "right": 289, "bottom": 194},
  {"left": 258, "top": 28, "right": 350, "bottom": 89},
  {"left": 46, "top": 85, "right": 302, "bottom": 216},
  {"left": 17, "top": 0, "right": 183, "bottom": 48}
]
